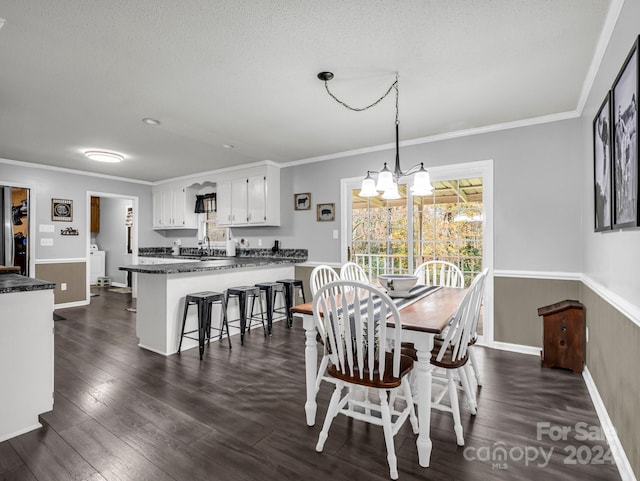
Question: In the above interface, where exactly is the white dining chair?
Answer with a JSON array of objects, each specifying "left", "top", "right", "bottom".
[
  {"left": 339, "top": 261, "right": 369, "bottom": 284},
  {"left": 310, "top": 265, "right": 340, "bottom": 296},
  {"left": 309, "top": 265, "right": 341, "bottom": 394},
  {"left": 414, "top": 260, "right": 464, "bottom": 288},
  {"left": 313, "top": 280, "right": 418, "bottom": 480},
  {"left": 465, "top": 268, "right": 488, "bottom": 392},
  {"left": 429, "top": 269, "right": 487, "bottom": 446}
]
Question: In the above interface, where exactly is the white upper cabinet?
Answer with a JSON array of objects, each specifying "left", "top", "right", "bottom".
[
  {"left": 247, "top": 175, "right": 266, "bottom": 224},
  {"left": 216, "top": 180, "right": 232, "bottom": 225},
  {"left": 217, "top": 165, "right": 279, "bottom": 227},
  {"left": 152, "top": 186, "right": 198, "bottom": 230}
]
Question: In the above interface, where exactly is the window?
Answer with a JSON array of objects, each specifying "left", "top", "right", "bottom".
[
  {"left": 202, "top": 210, "right": 228, "bottom": 243},
  {"left": 342, "top": 160, "right": 493, "bottom": 342},
  {"left": 413, "top": 178, "right": 483, "bottom": 286}
]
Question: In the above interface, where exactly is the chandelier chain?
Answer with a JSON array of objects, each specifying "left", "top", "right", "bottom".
[{"left": 323, "top": 74, "right": 399, "bottom": 113}]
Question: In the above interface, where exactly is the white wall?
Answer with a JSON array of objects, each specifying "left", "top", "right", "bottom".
[
  {"left": 252, "top": 118, "right": 583, "bottom": 272},
  {"left": 581, "top": 0, "right": 640, "bottom": 310},
  {"left": 0, "top": 160, "right": 163, "bottom": 261}
]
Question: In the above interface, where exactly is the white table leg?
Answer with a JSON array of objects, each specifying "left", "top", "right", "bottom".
[
  {"left": 302, "top": 314, "right": 318, "bottom": 426},
  {"left": 414, "top": 337, "right": 434, "bottom": 467}
]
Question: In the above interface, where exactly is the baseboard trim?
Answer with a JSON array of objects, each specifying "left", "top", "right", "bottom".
[
  {"left": 54, "top": 300, "right": 89, "bottom": 309},
  {"left": 491, "top": 341, "right": 540, "bottom": 356},
  {"left": 583, "top": 367, "right": 637, "bottom": 481},
  {"left": 0, "top": 422, "right": 42, "bottom": 443}
]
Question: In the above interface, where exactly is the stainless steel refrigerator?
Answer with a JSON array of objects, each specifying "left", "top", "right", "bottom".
[{"left": 1, "top": 186, "right": 29, "bottom": 275}]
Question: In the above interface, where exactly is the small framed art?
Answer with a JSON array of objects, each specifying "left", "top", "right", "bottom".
[
  {"left": 294, "top": 192, "right": 311, "bottom": 210},
  {"left": 51, "top": 198, "right": 73, "bottom": 221},
  {"left": 316, "top": 203, "right": 335, "bottom": 222}
]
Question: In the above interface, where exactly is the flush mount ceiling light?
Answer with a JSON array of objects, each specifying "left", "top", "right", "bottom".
[
  {"left": 142, "top": 117, "right": 161, "bottom": 125},
  {"left": 84, "top": 150, "right": 124, "bottom": 163},
  {"left": 317, "top": 71, "right": 433, "bottom": 199}
]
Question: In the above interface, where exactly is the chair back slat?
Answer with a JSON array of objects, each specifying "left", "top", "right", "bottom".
[
  {"left": 340, "top": 262, "right": 370, "bottom": 284},
  {"left": 414, "top": 260, "right": 464, "bottom": 288},
  {"left": 310, "top": 265, "right": 340, "bottom": 296},
  {"left": 312, "top": 280, "right": 403, "bottom": 383},
  {"left": 435, "top": 269, "right": 487, "bottom": 363}
]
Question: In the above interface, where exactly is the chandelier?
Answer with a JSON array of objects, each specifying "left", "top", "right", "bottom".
[{"left": 317, "top": 72, "right": 433, "bottom": 199}]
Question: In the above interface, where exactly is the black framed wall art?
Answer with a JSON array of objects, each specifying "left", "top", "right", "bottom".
[
  {"left": 593, "top": 91, "right": 613, "bottom": 231},
  {"left": 611, "top": 36, "right": 639, "bottom": 229},
  {"left": 316, "top": 203, "right": 335, "bottom": 221},
  {"left": 51, "top": 198, "right": 73, "bottom": 221},
  {"left": 294, "top": 192, "right": 311, "bottom": 210}
]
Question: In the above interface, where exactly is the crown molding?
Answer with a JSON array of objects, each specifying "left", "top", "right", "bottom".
[
  {"left": 152, "top": 159, "right": 280, "bottom": 186},
  {"left": 576, "top": 0, "right": 626, "bottom": 115},
  {"left": 0, "top": 158, "right": 152, "bottom": 185},
  {"left": 281, "top": 110, "right": 579, "bottom": 169}
]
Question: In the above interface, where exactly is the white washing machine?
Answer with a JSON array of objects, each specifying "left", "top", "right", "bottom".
[{"left": 89, "top": 246, "right": 105, "bottom": 284}]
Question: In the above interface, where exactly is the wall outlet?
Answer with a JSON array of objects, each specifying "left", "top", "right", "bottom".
[
  {"left": 40, "top": 238, "right": 53, "bottom": 246},
  {"left": 61, "top": 283, "right": 67, "bottom": 291},
  {"left": 332, "top": 229, "right": 339, "bottom": 239},
  {"left": 258, "top": 239, "right": 262, "bottom": 247}
]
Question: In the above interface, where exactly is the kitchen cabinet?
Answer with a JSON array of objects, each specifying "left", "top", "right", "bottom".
[
  {"left": 1, "top": 283, "right": 54, "bottom": 441},
  {"left": 90, "top": 196, "right": 100, "bottom": 232},
  {"left": 152, "top": 186, "right": 198, "bottom": 229},
  {"left": 217, "top": 166, "right": 279, "bottom": 226}
]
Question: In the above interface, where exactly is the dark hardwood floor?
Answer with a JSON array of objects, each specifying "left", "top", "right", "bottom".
[{"left": 1, "top": 287, "right": 621, "bottom": 481}]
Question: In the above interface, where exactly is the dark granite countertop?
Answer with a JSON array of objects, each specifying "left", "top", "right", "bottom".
[
  {"left": 120, "top": 256, "right": 305, "bottom": 274},
  {"left": 0, "top": 273, "right": 56, "bottom": 294}
]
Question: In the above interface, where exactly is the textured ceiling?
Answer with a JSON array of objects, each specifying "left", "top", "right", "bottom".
[{"left": 0, "top": 1, "right": 612, "bottom": 182}]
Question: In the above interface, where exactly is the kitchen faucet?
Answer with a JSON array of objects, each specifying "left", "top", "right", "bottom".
[{"left": 203, "top": 235, "right": 211, "bottom": 255}]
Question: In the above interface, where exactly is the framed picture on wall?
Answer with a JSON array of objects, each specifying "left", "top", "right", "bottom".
[
  {"left": 611, "top": 36, "right": 639, "bottom": 229},
  {"left": 294, "top": 192, "right": 311, "bottom": 210},
  {"left": 51, "top": 198, "right": 73, "bottom": 221},
  {"left": 593, "top": 91, "right": 613, "bottom": 231},
  {"left": 316, "top": 203, "right": 335, "bottom": 222}
]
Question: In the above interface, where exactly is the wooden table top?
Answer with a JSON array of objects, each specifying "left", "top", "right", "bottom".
[{"left": 291, "top": 286, "right": 466, "bottom": 334}]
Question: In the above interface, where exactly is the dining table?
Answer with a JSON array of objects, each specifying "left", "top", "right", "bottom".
[{"left": 290, "top": 285, "right": 467, "bottom": 468}]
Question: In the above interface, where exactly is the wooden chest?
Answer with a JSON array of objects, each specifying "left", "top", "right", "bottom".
[{"left": 537, "top": 300, "right": 584, "bottom": 374}]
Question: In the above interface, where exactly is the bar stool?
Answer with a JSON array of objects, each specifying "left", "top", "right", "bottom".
[
  {"left": 178, "top": 291, "right": 230, "bottom": 360},
  {"left": 275, "top": 279, "right": 306, "bottom": 328},
  {"left": 226, "top": 286, "right": 266, "bottom": 345},
  {"left": 254, "top": 282, "right": 284, "bottom": 335}
]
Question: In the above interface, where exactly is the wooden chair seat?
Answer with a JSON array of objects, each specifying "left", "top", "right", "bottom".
[
  {"left": 430, "top": 338, "right": 469, "bottom": 369},
  {"left": 401, "top": 339, "right": 469, "bottom": 368},
  {"left": 327, "top": 352, "right": 414, "bottom": 389}
]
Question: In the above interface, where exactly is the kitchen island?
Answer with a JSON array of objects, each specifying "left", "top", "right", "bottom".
[
  {"left": 120, "top": 253, "right": 306, "bottom": 356},
  {"left": 0, "top": 273, "right": 55, "bottom": 441}
]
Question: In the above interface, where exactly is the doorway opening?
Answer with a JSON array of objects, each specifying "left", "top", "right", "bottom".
[
  {"left": 1, "top": 184, "right": 32, "bottom": 276},
  {"left": 86, "top": 192, "right": 139, "bottom": 301}
]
